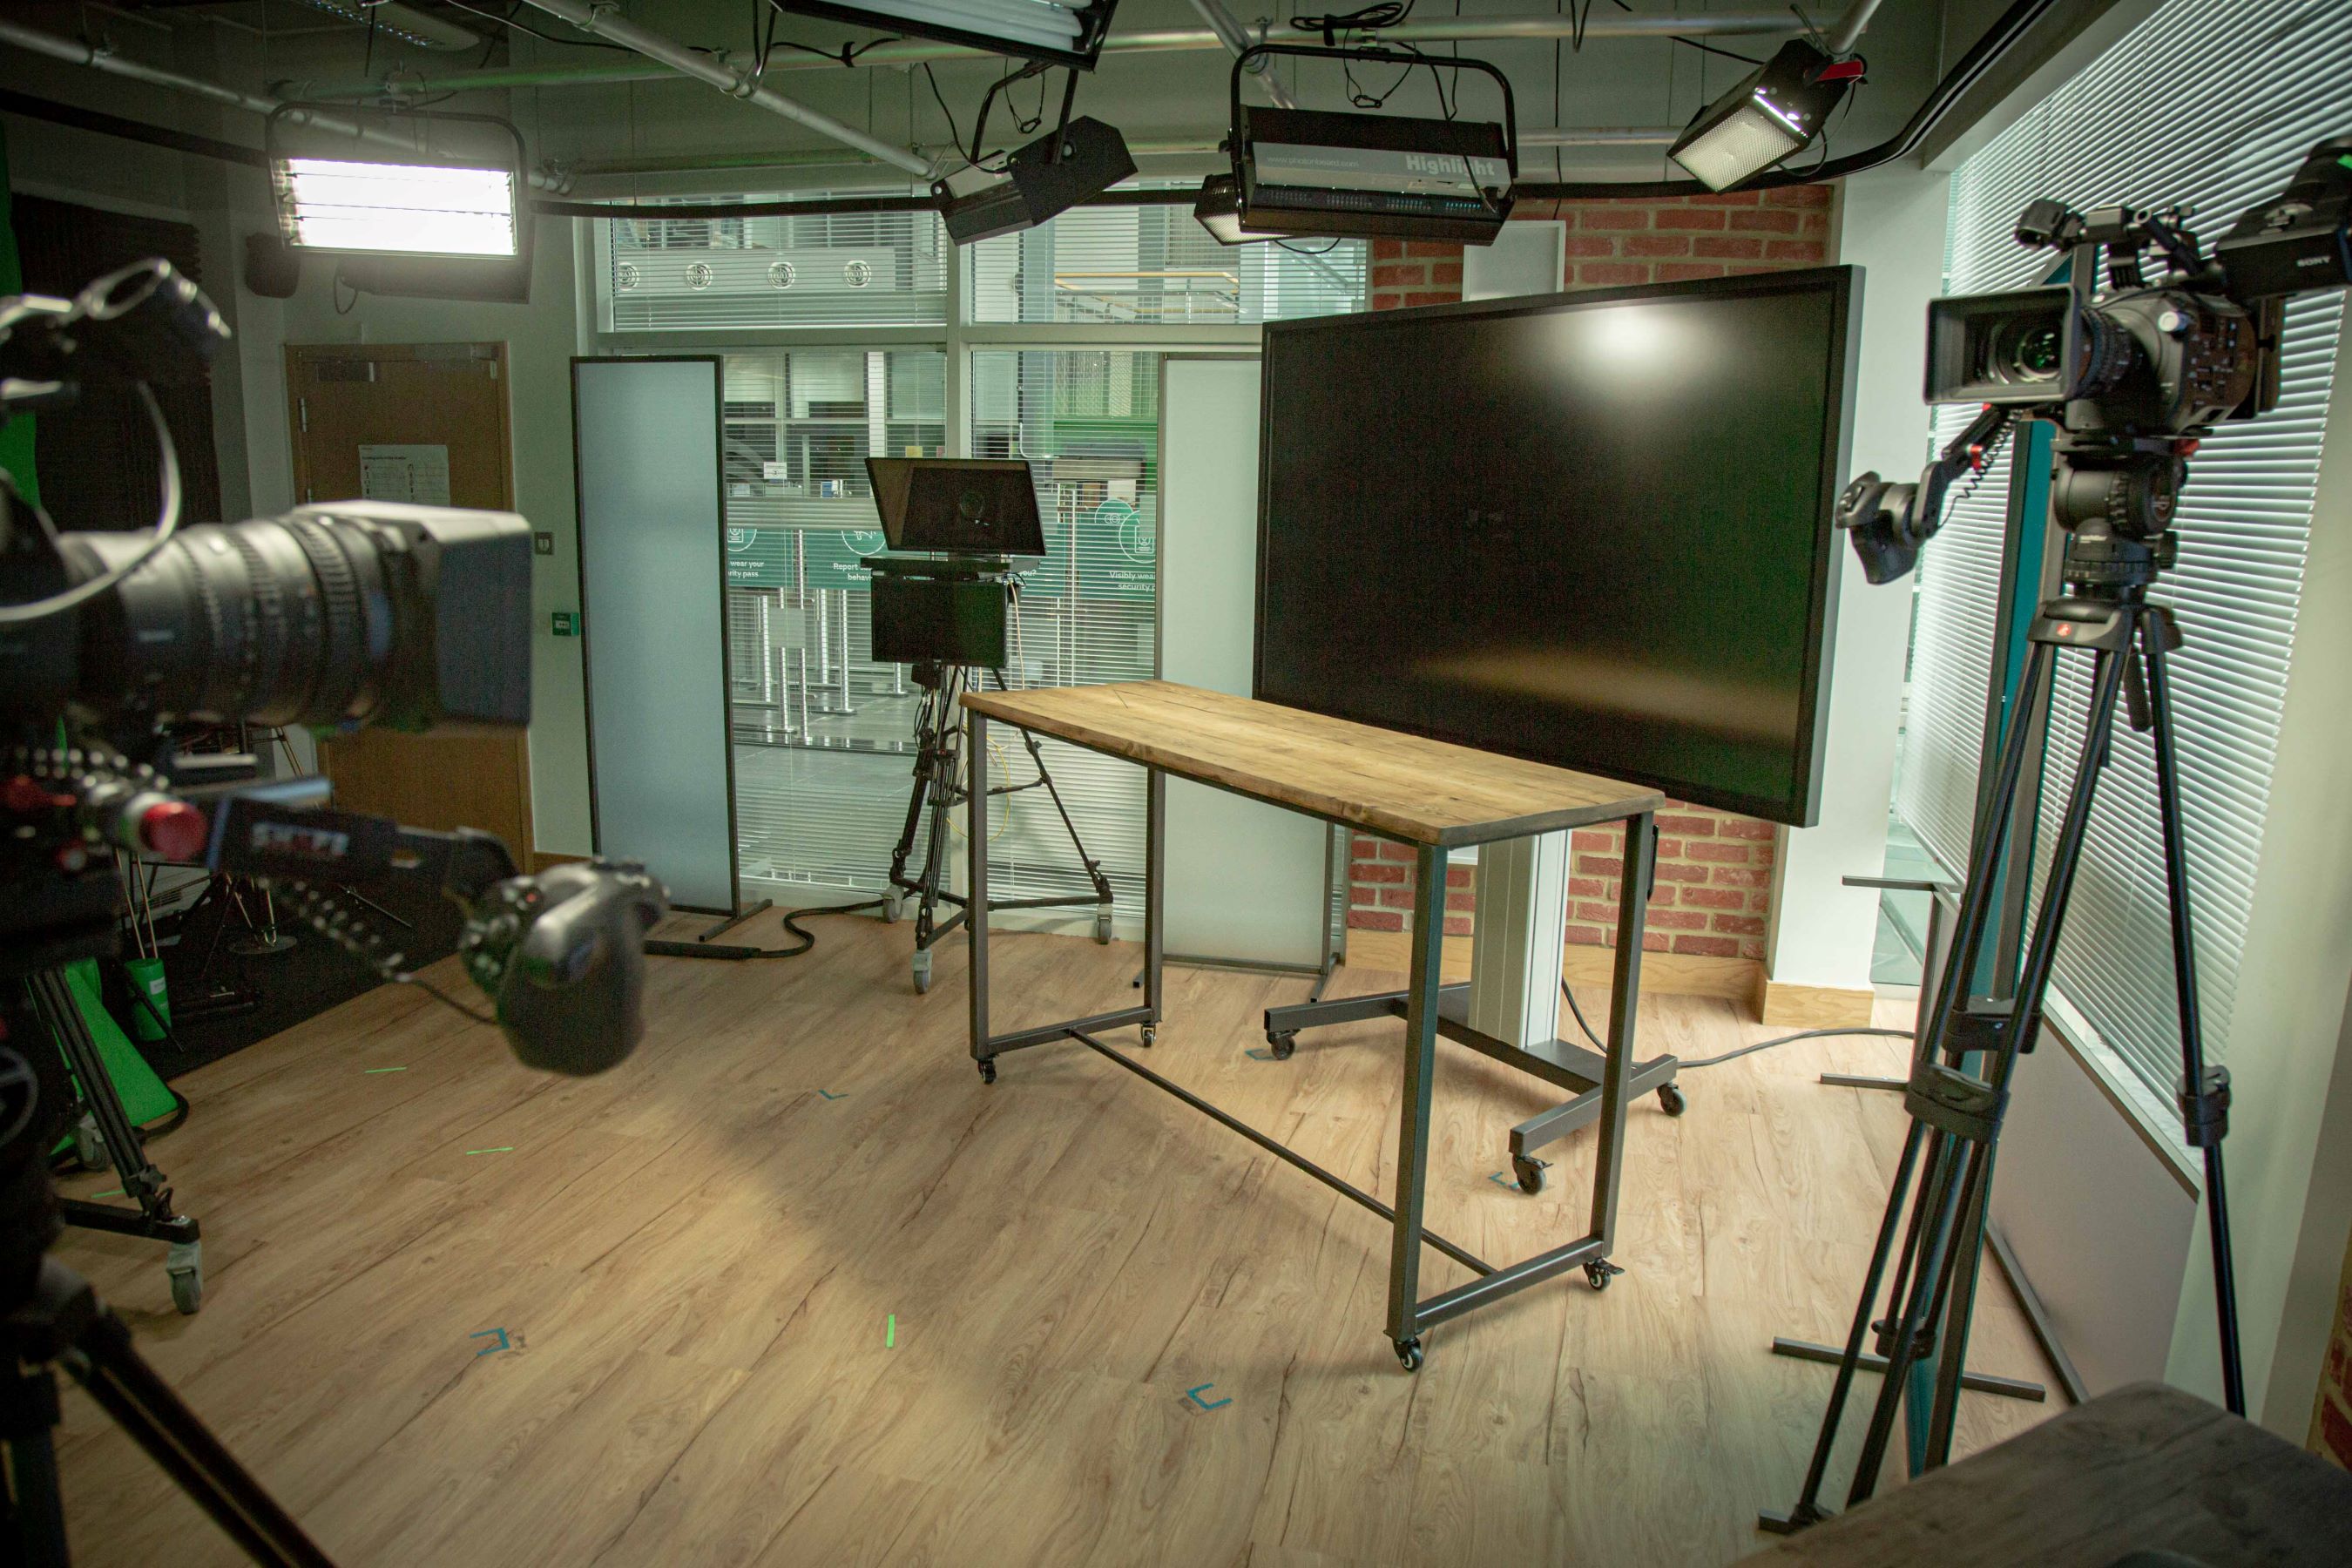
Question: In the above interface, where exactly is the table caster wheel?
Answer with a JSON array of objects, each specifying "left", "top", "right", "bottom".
[
  {"left": 1264, "top": 1031, "right": 1297, "bottom": 1061},
  {"left": 1584, "top": 1259, "right": 1623, "bottom": 1292},
  {"left": 911, "top": 949, "right": 932, "bottom": 994},
  {"left": 1094, "top": 908, "right": 1113, "bottom": 944},
  {"left": 1394, "top": 1338, "right": 1423, "bottom": 1373},
  {"left": 1657, "top": 1082, "right": 1686, "bottom": 1116},
  {"left": 977, "top": 1058, "right": 997, "bottom": 1085},
  {"left": 1512, "top": 1153, "right": 1550, "bottom": 1195},
  {"left": 1139, "top": 1024, "right": 1157, "bottom": 1047},
  {"left": 167, "top": 1240, "right": 202, "bottom": 1315}
]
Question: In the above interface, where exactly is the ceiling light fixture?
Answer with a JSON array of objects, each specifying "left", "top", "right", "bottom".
[
  {"left": 768, "top": 0, "right": 1120, "bottom": 71},
  {"left": 1667, "top": 38, "right": 1864, "bottom": 192}
]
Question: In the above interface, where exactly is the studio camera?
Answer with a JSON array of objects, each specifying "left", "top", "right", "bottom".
[
  {"left": 1839, "top": 134, "right": 2352, "bottom": 585},
  {"left": 0, "top": 257, "right": 669, "bottom": 1078}
]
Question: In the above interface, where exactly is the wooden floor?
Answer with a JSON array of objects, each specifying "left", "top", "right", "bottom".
[{"left": 53, "top": 917, "right": 2061, "bottom": 1566}]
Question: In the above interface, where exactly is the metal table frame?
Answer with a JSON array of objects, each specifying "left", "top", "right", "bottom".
[{"left": 965, "top": 703, "right": 1659, "bottom": 1370}]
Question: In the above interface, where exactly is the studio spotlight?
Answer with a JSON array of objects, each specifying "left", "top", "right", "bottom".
[
  {"left": 942, "top": 116, "right": 1136, "bottom": 244},
  {"left": 770, "top": 0, "right": 1119, "bottom": 71},
  {"left": 1667, "top": 38, "right": 1863, "bottom": 192}
]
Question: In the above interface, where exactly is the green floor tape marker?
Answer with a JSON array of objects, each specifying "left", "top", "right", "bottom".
[
  {"left": 365, "top": 1067, "right": 409, "bottom": 1074},
  {"left": 465, "top": 1146, "right": 515, "bottom": 1155},
  {"left": 48, "top": 958, "right": 176, "bottom": 1156},
  {"left": 886, "top": 1315, "right": 895, "bottom": 1348}
]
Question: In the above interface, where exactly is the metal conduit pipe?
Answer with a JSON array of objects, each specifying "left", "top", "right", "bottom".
[
  {"left": 1828, "top": 0, "right": 1888, "bottom": 56},
  {"left": 508, "top": 0, "right": 942, "bottom": 180},
  {"left": 566, "top": 125, "right": 1678, "bottom": 182},
  {"left": 0, "top": 14, "right": 565, "bottom": 187},
  {"left": 286, "top": 11, "right": 1800, "bottom": 99},
  {"left": 1186, "top": 0, "right": 1297, "bottom": 109}
]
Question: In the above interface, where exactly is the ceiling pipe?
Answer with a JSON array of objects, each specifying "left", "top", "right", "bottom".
[
  {"left": 1186, "top": 0, "right": 1297, "bottom": 109},
  {"left": 286, "top": 11, "right": 1801, "bottom": 99},
  {"left": 506, "top": 0, "right": 943, "bottom": 181},
  {"left": 0, "top": 15, "right": 566, "bottom": 188},
  {"left": 1827, "top": 0, "right": 1886, "bottom": 56}
]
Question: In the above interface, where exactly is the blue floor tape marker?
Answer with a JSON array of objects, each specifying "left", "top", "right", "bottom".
[
  {"left": 818, "top": 1089, "right": 844, "bottom": 1100},
  {"left": 1245, "top": 1048, "right": 1276, "bottom": 1061},
  {"left": 1184, "top": 1383, "right": 1232, "bottom": 1411},
  {"left": 470, "top": 1328, "right": 510, "bottom": 1356},
  {"left": 1488, "top": 1172, "right": 1516, "bottom": 1188}
]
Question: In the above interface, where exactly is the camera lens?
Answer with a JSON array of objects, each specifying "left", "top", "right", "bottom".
[
  {"left": 2009, "top": 325, "right": 2062, "bottom": 380},
  {"left": 1986, "top": 318, "right": 2064, "bottom": 388}
]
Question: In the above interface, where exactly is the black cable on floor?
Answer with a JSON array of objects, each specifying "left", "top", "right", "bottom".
[
  {"left": 751, "top": 897, "right": 891, "bottom": 959},
  {"left": 1560, "top": 977, "right": 1911, "bottom": 1069}
]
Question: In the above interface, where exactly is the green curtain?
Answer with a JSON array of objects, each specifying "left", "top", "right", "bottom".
[{"left": 0, "top": 121, "right": 37, "bottom": 506}]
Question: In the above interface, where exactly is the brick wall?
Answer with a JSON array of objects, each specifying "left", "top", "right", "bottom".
[{"left": 1348, "top": 186, "right": 1831, "bottom": 963}]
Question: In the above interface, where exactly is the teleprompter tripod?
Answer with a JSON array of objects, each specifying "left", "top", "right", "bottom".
[
  {"left": 885, "top": 661, "right": 1114, "bottom": 994},
  {"left": 1765, "top": 526, "right": 2243, "bottom": 1531}
]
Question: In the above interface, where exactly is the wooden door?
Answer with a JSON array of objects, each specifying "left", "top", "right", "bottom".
[{"left": 286, "top": 342, "right": 536, "bottom": 862}]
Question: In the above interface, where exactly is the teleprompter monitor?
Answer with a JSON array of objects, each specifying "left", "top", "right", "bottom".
[
  {"left": 1254, "top": 265, "right": 1858, "bottom": 826},
  {"left": 867, "top": 457, "right": 1047, "bottom": 557}
]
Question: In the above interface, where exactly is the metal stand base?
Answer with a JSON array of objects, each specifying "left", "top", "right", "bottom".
[{"left": 1262, "top": 984, "right": 1683, "bottom": 1186}]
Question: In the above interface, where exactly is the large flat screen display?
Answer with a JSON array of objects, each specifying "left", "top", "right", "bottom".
[{"left": 1254, "top": 266, "right": 1858, "bottom": 825}]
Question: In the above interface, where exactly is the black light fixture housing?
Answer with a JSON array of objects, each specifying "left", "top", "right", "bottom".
[
  {"left": 770, "top": 0, "right": 1120, "bottom": 71},
  {"left": 1667, "top": 38, "right": 1863, "bottom": 192},
  {"left": 1222, "top": 44, "right": 1517, "bottom": 247},
  {"left": 943, "top": 114, "right": 1137, "bottom": 244}
]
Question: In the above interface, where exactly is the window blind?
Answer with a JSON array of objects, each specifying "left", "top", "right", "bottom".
[
  {"left": 965, "top": 199, "right": 1366, "bottom": 324},
  {"left": 606, "top": 201, "right": 949, "bottom": 329},
  {"left": 1898, "top": 0, "right": 2349, "bottom": 1100},
  {"left": 969, "top": 348, "right": 1163, "bottom": 923}
]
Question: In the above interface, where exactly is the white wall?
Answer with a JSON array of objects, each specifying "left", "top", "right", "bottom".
[
  {"left": 2169, "top": 291, "right": 2352, "bottom": 1433},
  {"left": 1764, "top": 168, "right": 1950, "bottom": 992}
]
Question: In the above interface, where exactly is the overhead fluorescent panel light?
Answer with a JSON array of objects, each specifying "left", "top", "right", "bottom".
[
  {"left": 1227, "top": 44, "right": 1517, "bottom": 247},
  {"left": 770, "top": 0, "right": 1119, "bottom": 70},
  {"left": 292, "top": 0, "right": 481, "bottom": 50},
  {"left": 274, "top": 159, "right": 519, "bottom": 257},
  {"left": 1668, "top": 39, "right": 1861, "bottom": 192},
  {"left": 1193, "top": 172, "right": 1281, "bottom": 246}
]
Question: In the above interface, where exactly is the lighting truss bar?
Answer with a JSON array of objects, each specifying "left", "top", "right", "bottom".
[{"left": 283, "top": 11, "right": 1801, "bottom": 98}]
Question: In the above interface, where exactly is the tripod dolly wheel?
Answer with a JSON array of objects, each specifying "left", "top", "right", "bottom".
[
  {"left": 1093, "top": 907, "right": 1112, "bottom": 944},
  {"left": 166, "top": 1240, "right": 203, "bottom": 1315},
  {"left": 882, "top": 892, "right": 902, "bottom": 925},
  {"left": 911, "top": 948, "right": 932, "bottom": 994},
  {"left": 1657, "top": 1082, "right": 1687, "bottom": 1117}
]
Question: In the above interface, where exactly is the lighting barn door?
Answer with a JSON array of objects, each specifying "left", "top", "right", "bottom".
[{"left": 285, "top": 341, "right": 536, "bottom": 862}]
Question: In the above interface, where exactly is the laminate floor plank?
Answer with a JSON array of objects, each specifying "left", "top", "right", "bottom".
[{"left": 51, "top": 921, "right": 2064, "bottom": 1565}]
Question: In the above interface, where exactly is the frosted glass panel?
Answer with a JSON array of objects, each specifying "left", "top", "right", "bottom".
[{"left": 574, "top": 357, "right": 738, "bottom": 911}]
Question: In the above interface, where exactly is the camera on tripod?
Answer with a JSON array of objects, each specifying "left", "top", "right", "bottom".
[{"left": 1839, "top": 134, "right": 2352, "bottom": 586}]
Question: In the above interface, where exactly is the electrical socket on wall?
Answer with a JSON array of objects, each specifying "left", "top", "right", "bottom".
[{"left": 533, "top": 531, "right": 554, "bottom": 556}]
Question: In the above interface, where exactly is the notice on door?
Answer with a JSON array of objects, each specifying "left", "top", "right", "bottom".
[{"left": 358, "top": 443, "right": 452, "bottom": 507}]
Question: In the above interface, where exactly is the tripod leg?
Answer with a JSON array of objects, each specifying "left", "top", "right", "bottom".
[
  {"left": 68, "top": 1298, "right": 332, "bottom": 1566},
  {"left": 2141, "top": 625, "right": 2247, "bottom": 1414},
  {"left": 32, "top": 973, "right": 165, "bottom": 1213},
  {"left": 4, "top": 1371, "right": 69, "bottom": 1567},
  {"left": 1771, "top": 644, "right": 2059, "bottom": 1530},
  {"left": 1846, "top": 1128, "right": 1977, "bottom": 1504}
]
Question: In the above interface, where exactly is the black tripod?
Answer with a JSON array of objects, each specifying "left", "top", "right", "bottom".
[
  {"left": 1767, "top": 530, "right": 2242, "bottom": 1530},
  {"left": 24, "top": 970, "right": 203, "bottom": 1314},
  {"left": 3, "top": 1254, "right": 330, "bottom": 1565},
  {"left": 885, "top": 662, "right": 1114, "bottom": 993}
]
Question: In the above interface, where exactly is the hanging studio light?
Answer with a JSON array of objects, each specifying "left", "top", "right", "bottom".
[
  {"left": 768, "top": 0, "right": 1120, "bottom": 71},
  {"left": 1667, "top": 39, "right": 1863, "bottom": 192}
]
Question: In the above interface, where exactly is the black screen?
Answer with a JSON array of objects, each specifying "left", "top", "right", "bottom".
[{"left": 1254, "top": 267, "right": 1855, "bottom": 825}]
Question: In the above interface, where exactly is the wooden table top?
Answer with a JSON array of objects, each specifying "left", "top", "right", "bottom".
[{"left": 959, "top": 679, "right": 1661, "bottom": 848}]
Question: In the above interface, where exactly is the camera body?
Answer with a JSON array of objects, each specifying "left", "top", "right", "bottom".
[{"left": 1837, "top": 137, "right": 2351, "bottom": 587}]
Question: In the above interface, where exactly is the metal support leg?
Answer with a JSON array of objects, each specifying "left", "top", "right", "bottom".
[
  {"left": 1385, "top": 845, "right": 1447, "bottom": 1371},
  {"left": 1588, "top": 814, "right": 1652, "bottom": 1261},
  {"left": 968, "top": 706, "right": 991, "bottom": 1079},
  {"left": 1142, "top": 768, "right": 1164, "bottom": 1044}
]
